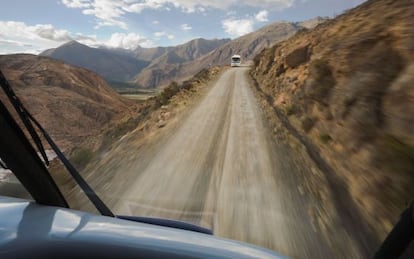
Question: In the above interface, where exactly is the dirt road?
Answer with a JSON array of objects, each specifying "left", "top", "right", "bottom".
[{"left": 81, "top": 67, "right": 367, "bottom": 258}]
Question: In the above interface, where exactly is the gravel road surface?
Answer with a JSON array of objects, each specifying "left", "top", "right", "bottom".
[{"left": 79, "top": 67, "right": 366, "bottom": 258}]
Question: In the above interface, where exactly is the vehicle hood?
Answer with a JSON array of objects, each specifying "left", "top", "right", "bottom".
[{"left": 0, "top": 196, "right": 286, "bottom": 258}]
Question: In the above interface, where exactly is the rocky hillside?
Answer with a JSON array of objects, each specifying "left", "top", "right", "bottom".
[
  {"left": 250, "top": 0, "right": 414, "bottom": 240},
  {"left": 133, "top": 45, "right": 173, "bottom": 61},
  {"left": 0, "top": 54, "right": 136, "bottom": 152},
  {"left": 41, "top": 41, "right": 149, "bottom": 82},
  {"left": 136, "top": 19, "right": 326, "bottom": 88},
  {"left": 132, "top": 38, "right": 230, "bottom": 88}
]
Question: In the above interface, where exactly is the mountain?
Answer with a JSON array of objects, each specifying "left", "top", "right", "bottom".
[
  {"left": 297, "top": 16, "right": 329, "bottom": 29},
  {"left": 250, "top": 0, "right": 414, "bottom": 242},
  {"left": 0, "top": 54, "right": 135, "bottom": 152},
  {"left": 134, "top": 19, "right": 326, "bottom": 88},
  {"left": 133, "top": 38, "right": 230, "bottom": 88},
  {"left": 41, "top": 38, "right": 230, "bottom": 88},
  {"left": 40, "top": 41, "right": 149, "bottom": 82},
  {"left": 133, "top": 46, "right": 173, "bottom": 61}
]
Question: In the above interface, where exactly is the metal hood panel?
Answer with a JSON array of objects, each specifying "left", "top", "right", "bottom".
[{"left": 0, "top": 196, "right": 285, "bottom": 258}]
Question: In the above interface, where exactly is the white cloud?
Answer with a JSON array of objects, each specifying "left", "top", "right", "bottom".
[
  {"left": 152, "top": 20, "right": 160, "bottom": 24},
  {"left": 154, "top": 31, "right": 166, "bottom": 37},
  {"left": 83, "top": 1, "right": 129, "bottom": 29},
  {"left": 61, "top": 0, "right": 295, "bottom": 28},
  {"left": 221, "top": 18, "right": 254, "bottom": 37},
  {"left": 32, "top": 24, "right": 73, "bottom": 41},
  {"left": 104, "top": 32, "right": 153, "bottom": 49},
  {"left": 180, "top": 24, "right": 192, "bottom": 31},
  {"left": 255, "top": 10, "right": 269, "bottom": 22},
  {"left": 154, "top": 31, "right": 175, "bottom": 41},
  {"left": 167, "top": 0, "right": 294, "bottom": 11},
  {"left": 0, "top": 20, "right": 153, "bottom": 53},
  {"left": 0, "top": 21, "right": 74, "bottom": 54},
  {"left": 0, "top": 21, "right": 72, "bottom": 42},
  {"left": 61, "top": 0, "right": 90, "bottom": 8}
]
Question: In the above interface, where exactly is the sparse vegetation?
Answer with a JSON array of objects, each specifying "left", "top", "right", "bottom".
[
  {"left": 285, "top": 104, "right": 298, "bottom": 116},
  {"left": 250, "top": 0, "right": 414, "bottom": 247},
  {"left": 301, "top": 116, "right": 316, "bottom": 133},
  {"left": 99, "top": 117, "right": 141, "bottom": 151},
  {"left": 70, "top": 147, "right": 94, "bottom": 170},
  {"left": 305, "top": 59, "right": 335, "bottom": 104},
  {"left": 379, "top": 135, "right": 414, "bottom": 174},
  {"left": 319, "top": 133, "right": 332, "bottom": 144},
  {"left": 156, "top": 81, "right": 180, "bottom": 106},
  {"left": 155, "top": 68, "right": 211, "bottom": 107}
]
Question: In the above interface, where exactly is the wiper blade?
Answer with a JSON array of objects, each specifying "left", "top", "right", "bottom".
[
  {"left": 0, "top": 158, "right": 8, "bottom": 169},
  {"left": 0, "top": 70, "right": 114, "bottom": 217},
  {"left": 0, "top": 71, "right": 49, "bottom": 165}
]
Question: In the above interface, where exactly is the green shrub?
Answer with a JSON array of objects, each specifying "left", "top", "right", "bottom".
[
  {"left": 301, "top": 116, "right": 316, "bottom": 133},
  {"left": 193, "top": 69, "right": 209, "bottom": 81},
  {"left": 156, "top": 81, "right": 179, "bottom": 106},
  {"left": 319, "top": 133, "right": 332, "bottom": 144},
  {"left": 306, "top": 59, "right": 335, "bottom": 104},
  {"left": 381, "top": 135, "right": 414, "bottom": 173},
  {"left": 286, "top": 104, "right": 298, "bottom": 116},
  {"left": 70, "top": 148, "right": 94, "bottom": 170}
]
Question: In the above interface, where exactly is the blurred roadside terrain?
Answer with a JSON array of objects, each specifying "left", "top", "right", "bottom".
[{"left": 251, "top": 0, "right": 414, "bottom": 241}]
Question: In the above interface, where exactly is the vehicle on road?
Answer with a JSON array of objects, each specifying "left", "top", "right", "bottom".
[{"left": 231, "top": 54, "right": 241, "bottom": 67}]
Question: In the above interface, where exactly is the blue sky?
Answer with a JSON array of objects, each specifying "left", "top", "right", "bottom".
[{"left": 0, "top": 0, "right": 365, "bottom": 54}]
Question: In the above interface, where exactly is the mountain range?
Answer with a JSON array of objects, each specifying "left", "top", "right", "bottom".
[{"left": 41, "top": 17, "right": 327, "bottom": 88}]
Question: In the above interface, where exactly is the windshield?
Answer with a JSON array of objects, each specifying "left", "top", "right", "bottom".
[{"left": 1, "top": 0, "right": 414, "bottom": 258}]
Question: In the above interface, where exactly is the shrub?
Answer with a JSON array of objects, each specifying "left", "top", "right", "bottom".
[
  {"left": 70, "top": 148, "right": 94, "bottom": 170},
  {"left": 319, "top": 133, "right": 332, "bottom": 144},
  {"left": 194, "top": 69, "right": 209, "bottom": 81},
  {"left": 286, "top": 104, "right": 298, "bottom": 116},
  {"left": 380, "top": 135, "right": 414, "bottom": 173},
  {"left": 156, "top": 81, "right": 179, "bottom": 106},
  {"left": 301, "top": 116, "right": 316, "bottom": 133},
  {"left": 306, "top": 59, "right": 335, "bottom": 104}
]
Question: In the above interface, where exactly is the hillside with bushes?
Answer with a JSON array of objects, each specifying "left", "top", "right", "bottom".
[{"left": 250, "top": 0, "right": 414, "bottom": 240}]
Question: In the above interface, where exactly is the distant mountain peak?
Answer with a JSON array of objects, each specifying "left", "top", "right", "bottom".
[
  {"left": 61, "top": 40, "right": 83, "bottom": 47},
  {"left": 40, "top": 40, "right": 149, "bottom": 82}
]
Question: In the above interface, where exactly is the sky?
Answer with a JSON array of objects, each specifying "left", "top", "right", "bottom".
[{"left": 0, "top": 0, "right": 366, "bottom": 54}]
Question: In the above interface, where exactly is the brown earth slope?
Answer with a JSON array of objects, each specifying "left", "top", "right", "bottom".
[
  {"left": 251, "top": 0, "right": 414, "bottom": 240},
  {"left": 0, "top": 54, "right": 136, "bottom": 152}
]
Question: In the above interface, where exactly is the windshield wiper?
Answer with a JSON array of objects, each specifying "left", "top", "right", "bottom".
[{"left": 0, "top": 70, "right": 114, "bottom": 217}]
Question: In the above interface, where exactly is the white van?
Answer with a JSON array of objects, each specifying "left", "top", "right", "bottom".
[{"left": 231, "top": 55, "right": 241, "bottom": 67}]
